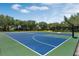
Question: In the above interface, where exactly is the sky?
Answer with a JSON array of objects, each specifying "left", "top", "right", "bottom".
[{"left": 0, "top": 3, "right": 79, "bottom": 23}]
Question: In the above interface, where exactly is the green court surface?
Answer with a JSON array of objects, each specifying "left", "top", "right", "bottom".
[{"left": 0, "top": 32, "right": 79, "bottom": 56}]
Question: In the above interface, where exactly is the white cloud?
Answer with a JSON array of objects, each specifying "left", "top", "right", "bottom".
[
  {"left": 12, "top": 4, "right": 21, "bottom": 10},
  {"left": 20, "top": 9, "right": 30, "bottom": 13},
  {"left": 12, "top": 4, "right": 30, "bottom": 14},
  {"left": 41, "top": 3, "right": 53, "bottom": 5},
  {"left": 65, "top": 8, "right": 79, "bottom": 14},
  {"left": 12, "top": 4, "right": 49, "bottom": 14},
  {"left": 62, "top": 4, "right": 79, "bottom": 17},
  {"left": 39, "top": 6, "right": 49, "bottom": 10},
  {"left": 27, "top": 6, "right": 49, "bottom": 10}
]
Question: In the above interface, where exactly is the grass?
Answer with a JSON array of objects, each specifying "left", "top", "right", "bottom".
[{"left": 0, "top": 32, "right": 78, "bottom": 56}]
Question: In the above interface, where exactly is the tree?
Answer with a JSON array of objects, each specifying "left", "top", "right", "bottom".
[
  {"left": 26, "top": 20, "right": 36, "bottom": 30},
  {"left": 38, "top": 22, "right": 47, "bottom": 30}
]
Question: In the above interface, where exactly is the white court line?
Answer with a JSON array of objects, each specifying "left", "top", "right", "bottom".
[
  {"left": 32, "top": 35, "right": 56, "bottom": 47},
  {"left": 44, "top": 36, "right": 72, "bottom": 56},
  {"left": 4, "top": 33, "right": 42, "bottom": 56},
  {"left": 6, "top": 32, "right": 34, "bottom": 34}
]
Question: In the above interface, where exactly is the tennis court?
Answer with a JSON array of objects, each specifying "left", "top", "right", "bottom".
[{"left": 6, "top": 32, "right": 73, "bottom": 55}]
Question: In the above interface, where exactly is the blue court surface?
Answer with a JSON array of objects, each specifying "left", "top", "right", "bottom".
[{"left": 6, "top": 32, "right": 71, "bottom": 55}]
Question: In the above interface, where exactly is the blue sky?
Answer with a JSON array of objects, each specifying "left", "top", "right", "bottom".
[{"left": 0, "top": 3, "right": 79, "bottom": 23}]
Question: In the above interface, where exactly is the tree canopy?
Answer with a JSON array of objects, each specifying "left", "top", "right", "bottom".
[{"left": 0, "top": 13, "right": 79, "bottom": 32}]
